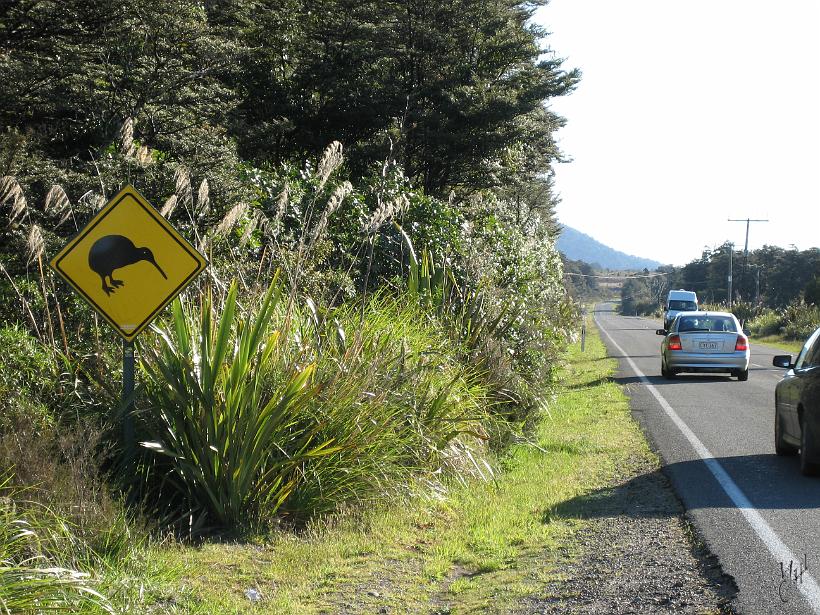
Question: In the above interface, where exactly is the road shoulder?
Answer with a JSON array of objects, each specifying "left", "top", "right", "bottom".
[
  {"left": 517, "top": 318, "right": 736, "bottom": 614},
  {"left": 165, "top": 318, "right": 737, "bottom": 613}
]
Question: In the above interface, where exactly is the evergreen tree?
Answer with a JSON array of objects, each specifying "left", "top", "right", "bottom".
[
  {"left": 1, "top": 0, "right": 243, "bottom": 211},
  {"left": 230, "top": 0, "right": 579, "bottom": 195}
]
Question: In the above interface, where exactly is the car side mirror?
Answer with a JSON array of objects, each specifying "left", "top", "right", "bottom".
[
  {"left": 772, "top": 355, "right": 793, "bottom": 369},
  {"left": 656, "top": 329, "right": 667, "bottom": 336},
  {"left": 742, "top": 328, "right": 751, "bottom": 336}
]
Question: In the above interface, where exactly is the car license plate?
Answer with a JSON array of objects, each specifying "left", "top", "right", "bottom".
[{"left": 699, "top": 342, "right": 718, "bottom": 350}]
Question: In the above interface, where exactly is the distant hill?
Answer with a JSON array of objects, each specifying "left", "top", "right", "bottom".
[{"left": 556, "top": 226, "right": 662, "bottom": 271}]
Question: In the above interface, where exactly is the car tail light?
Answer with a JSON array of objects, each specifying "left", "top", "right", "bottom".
[
  {"left": 668, "top": 335, "right": 682, "bottom": 351},
  {"left": 735, "top": 335, "right": 748, "bottom": 351}
]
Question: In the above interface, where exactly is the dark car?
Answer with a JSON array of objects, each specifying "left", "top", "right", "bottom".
[{"left": 773, "top": 326, "right": 820, "bottom": 475}]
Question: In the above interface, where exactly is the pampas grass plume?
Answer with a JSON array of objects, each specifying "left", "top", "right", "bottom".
[{"left": 0, "top": 176, "right": 27, "bottom": 224}]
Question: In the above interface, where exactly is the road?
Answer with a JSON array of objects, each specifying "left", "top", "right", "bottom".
[{"left": 593, "top": 302, "right": 820, "bottom": 615}]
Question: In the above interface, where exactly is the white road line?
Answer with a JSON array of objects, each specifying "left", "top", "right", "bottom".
[{"left": 594, "top": 311, "right": 820, "bottom": 613}]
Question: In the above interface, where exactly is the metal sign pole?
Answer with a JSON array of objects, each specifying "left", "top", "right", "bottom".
[{"left": 122, "top": 339, "right": 135, "bottom": 469}]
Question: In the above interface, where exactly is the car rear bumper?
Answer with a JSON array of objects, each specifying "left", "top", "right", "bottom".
[{"left": 666, "top": 352, "right": 750, "bottom": 372}]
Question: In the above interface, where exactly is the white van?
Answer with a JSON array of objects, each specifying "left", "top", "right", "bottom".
[{"left": 664, "top": 289, "right": 698, "bottom": 329}]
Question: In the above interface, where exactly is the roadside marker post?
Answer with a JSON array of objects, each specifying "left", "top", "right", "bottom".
[
  {"left": 581, "top": 306, "right": 587, "bottom": 352},
  {"left": 49, "top": 185, "right": 207, "bottom": 468}
]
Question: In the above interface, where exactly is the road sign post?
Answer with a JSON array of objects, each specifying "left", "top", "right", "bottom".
[
  {"left": 122, "top": 340, "right": 135, "bottom": 469},
  {"left": 50, "top": 185, "right": 207, "bottom": 469}
]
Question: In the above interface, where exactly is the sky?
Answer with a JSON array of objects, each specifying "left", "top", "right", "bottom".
[{"left": 533, "top": 1, "right": 820, "bottom": 266}]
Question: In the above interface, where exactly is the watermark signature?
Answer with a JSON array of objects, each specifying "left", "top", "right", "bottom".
[{"left": 779, "top": 554, "right": 809, "bottom": 603}]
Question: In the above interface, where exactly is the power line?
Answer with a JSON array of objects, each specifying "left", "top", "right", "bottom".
[
  {"left": 728, "top": 217, "right": 768, "bottom": 304},
  {"left": 728, "top": 217, "right": 768, "bottom": 258},
  {"left": 563, "top": 271, "right": 671, "bottom": 279}
]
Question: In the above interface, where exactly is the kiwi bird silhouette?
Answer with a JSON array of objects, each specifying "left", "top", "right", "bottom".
[{"left": 88, "top": 235, "right": 167, "bottom": 296}]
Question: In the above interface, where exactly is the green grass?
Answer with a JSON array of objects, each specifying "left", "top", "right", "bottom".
[
  {"left": 134, "top": 320, "right": 655, "bottom": 613},
  {"left": 750, "top": 334, "right": 804, "bottom": 355}
]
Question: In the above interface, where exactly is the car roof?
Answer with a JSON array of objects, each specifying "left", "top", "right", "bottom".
[{"left": 675, "top": 311, "right": 736, "bottom": 319}]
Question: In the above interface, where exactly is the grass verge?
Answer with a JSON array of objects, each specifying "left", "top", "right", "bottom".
[
  {"left": 749, "top": 334, "right": 804, "bottom": 355},
  {"left": 137, "top": 321, "right": 655, "bottom": 614}
]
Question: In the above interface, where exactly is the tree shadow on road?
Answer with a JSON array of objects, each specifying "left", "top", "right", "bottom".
[
  {"left": 544, "top": 467, "right": 680, "bottom": 522},
  {"left": 539, "top": 463, "right": 740, "bottom": 613},
  {"left": 614, "top": 374, "right": 737, "bottom": 387},
  {"left": 544, "top": 454, "right": 820, "bottom": 524}
]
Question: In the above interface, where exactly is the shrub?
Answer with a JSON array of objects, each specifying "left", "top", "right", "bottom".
[
  {"left": 0, "top": 472, "right": 114, "bottom": 613},
  {"left": 456, "top": 200, "right": 572, "bottom": 419},
  {"left": 0, "top": 324, "right": 128, "bottom": 559},
  {"left": 634, "top": 301, "right": 657, "bottom": 316},
  {"left": 747, "top": 309, "right": 784, "bottom": 337},
  {"left": 0, "top": 324, "right": 60, "bottom": 406},
  {"left": 746, "top": 302, "right": 820, "bottom": 340},
  {"left": 136, "top": 277, "right": 490, "bottom": 533},
  {"left": 284, "top": 294, "right": 490, "bottom": 517},
  {"left": 781, "top": 301, "right": 820, "bottom": 340}
]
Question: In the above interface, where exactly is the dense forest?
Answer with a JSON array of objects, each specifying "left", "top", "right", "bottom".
[
  {"left": 668, "top": 243, "right": 820, "bottom": 308},
  {"left": 620, "top": 243, "right": 820, "bottom": 339},
  {"left": 0, "top": 1, "right": 581, "bottom": 609}
]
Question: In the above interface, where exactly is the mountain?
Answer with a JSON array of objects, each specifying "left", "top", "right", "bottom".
[{"left": 556, "top": 226, "right": 662, "bottom": 271}]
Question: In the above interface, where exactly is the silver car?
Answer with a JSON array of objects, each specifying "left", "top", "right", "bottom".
[{"left": 656, "top": 311, "right": 750, "bottom": 381}]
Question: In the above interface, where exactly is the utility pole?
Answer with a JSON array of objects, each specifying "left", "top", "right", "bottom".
[
  {"left": 755, "top": 266, "right": 760, "bottom": 305},
  {"left": 728, "top": 243, "right": 733, "bottom": 308},
  {"left": 728, "top": 217, "right": 768, "bottom": 301}
]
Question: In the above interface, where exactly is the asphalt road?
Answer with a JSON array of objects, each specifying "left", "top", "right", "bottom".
[{"left": 593, "top": 302, "right": 820, "bottom": 615}]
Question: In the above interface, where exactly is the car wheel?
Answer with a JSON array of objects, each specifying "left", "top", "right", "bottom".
[
  {"left": 661, "top": 360, "right": 669, "bottom": 379},
  {"left": 775, "top": 409, "right": 797, "bottom": 456},
  {"left": 736, "top": 369, "right": 749, "bottom": 382},
  {"left": 800, "top": 417, "right": 820, "bottom": 476}
]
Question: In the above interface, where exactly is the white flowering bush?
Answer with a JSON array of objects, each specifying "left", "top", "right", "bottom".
[{"left": 407, "top": 190, "right": 575, "bottom": 422}]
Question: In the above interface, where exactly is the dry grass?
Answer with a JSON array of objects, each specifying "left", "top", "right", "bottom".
[{"left": 0, "top": 175, "right": 27, "bottom": 223}]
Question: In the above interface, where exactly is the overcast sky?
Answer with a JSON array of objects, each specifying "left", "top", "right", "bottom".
[{"left": 534, "top": 1, "right": 820, "bottom": 266}]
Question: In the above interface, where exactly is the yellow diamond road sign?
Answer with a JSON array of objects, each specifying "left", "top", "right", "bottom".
[{"left": 50, "top": 185, "right": 208, "bottom": 341}]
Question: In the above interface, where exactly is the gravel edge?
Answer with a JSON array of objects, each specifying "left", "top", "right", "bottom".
[{"left": 517, "top": 460, "right": 738, "bottom": 614}]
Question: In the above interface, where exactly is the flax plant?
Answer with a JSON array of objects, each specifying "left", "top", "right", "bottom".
[
  {"left": 136, "top": 273, "right": 491, "bottom": 529},
  {"left": 284, "top": 294, "right": 492, "bottom": 515},
  {"left": 138, "top": 278, "right": 342, "bottom": 532}
]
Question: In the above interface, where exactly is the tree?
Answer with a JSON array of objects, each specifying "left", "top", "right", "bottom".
[
  {"left": 1, "top": 0, "right": 244, "bottom": 214},
  {"left": 383, "top": 0, "right": 580, "bottom": 195},
  {"left": 562, "top": 256, "right": 599, "bottom": 301},
  {"left": 229, "top": 0, "right": 579, "bottom": 195},
  {"left": 620, "top": 276, "right": 652, "bottom": 316}
]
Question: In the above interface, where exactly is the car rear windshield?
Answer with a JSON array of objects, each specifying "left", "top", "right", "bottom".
[
  {"left": 678, "top": 316, "right": 737, "bottom": 333},
  {"left": 668, "top": 300, "right": 697, "bottom": 311}
]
